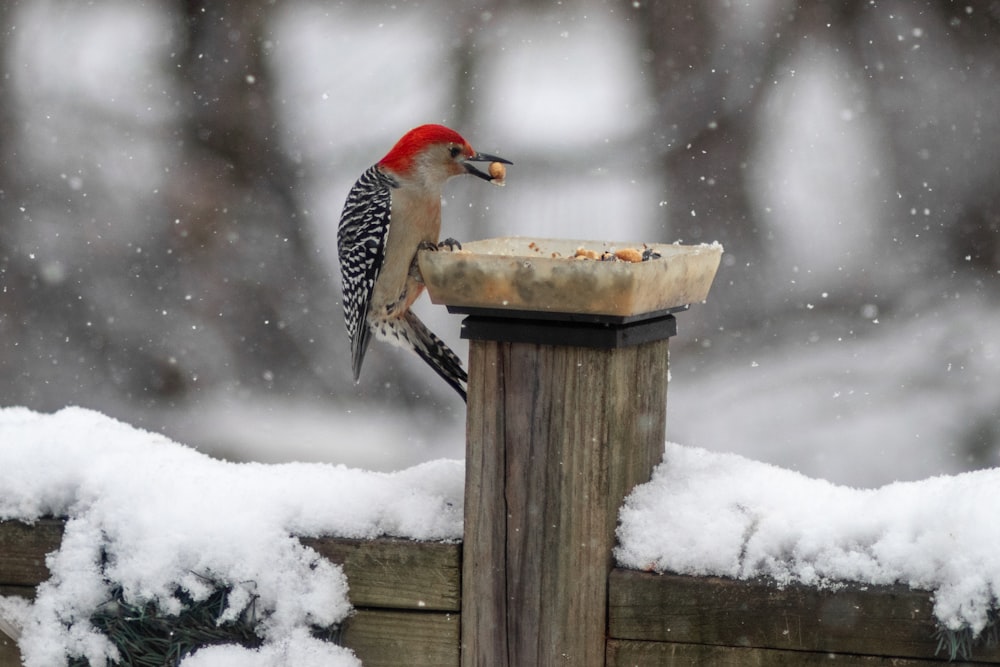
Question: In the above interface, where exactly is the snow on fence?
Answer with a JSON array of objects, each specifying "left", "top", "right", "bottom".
[
  {"left": 0, "top": 522, "right": 460, "bottom": 666},
  {"left": 4, "top": 519, "right": 1000, "bottom": 665},
  {"left": 4, "top": 239, "right": 1000, "bottom": 665}
]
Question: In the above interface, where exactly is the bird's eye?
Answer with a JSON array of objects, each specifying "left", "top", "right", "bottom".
[{"left": 449, "top": 145, "right": 463, "bottom": 159}]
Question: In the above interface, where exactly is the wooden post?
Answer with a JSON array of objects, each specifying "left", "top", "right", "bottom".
[{"left": 460, "top": 310, "right": 675, "bottom": 667}]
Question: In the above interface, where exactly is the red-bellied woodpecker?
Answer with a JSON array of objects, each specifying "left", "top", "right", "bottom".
[{"left": 337, "top": 124, "right": 511, "bottom": 401}]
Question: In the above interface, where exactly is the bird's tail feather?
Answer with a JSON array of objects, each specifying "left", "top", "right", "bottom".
[
  {"left": 351, "top": 321, "right": 372, "bottom": 383},
  {"left": 376, "top": 311, "right": 468, "bottom": 401},
  {"left": 403, "top": 311, "right": 468, "bottom": 402}
]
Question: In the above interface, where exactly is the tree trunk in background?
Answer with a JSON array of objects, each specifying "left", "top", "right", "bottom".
[
  {"left": 636, "top": 2, "right": 767, "bottom": 332},
  {"left": 908, "top": 2, "right": 1000, "bottom": 275},
  {"left": 0, "top": 4, "right": 114, "bottom": 410},
  {"left": 165, "top": 0, "right": 342, "bottom": 396}
]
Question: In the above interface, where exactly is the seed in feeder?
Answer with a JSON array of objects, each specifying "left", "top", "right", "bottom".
[
  {"left": 641, "top": 248, "right": 662, "bottom": 261},
  {"left": 615, "top": 248, "right": 643, "bottom": 263},
  {"left": 574, "top": 247, "right": 599, "bottom": 260},
  {"left": 488, "top": 161, "right": 506, "bottom": 184}
]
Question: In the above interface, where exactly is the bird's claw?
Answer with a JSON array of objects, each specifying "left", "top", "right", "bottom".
[{"left": 417, "top": 238, "right": 462, "bottom": 252}]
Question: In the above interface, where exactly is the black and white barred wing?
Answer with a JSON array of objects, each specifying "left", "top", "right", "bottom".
[{"left": 337, "top": 165, "right": 395, "bottom": 381}]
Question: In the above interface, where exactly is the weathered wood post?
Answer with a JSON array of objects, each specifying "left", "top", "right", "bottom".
[
  {"left": 461, "top": 317, "right": 672, "bottom": 666},
  {"left": 419, "top": 238, "right": 721, "bottom": 667}
]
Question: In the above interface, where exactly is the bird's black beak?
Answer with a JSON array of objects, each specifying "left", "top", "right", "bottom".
[{"left": 464, "top": 152, "right": 513, "bottom": 182}]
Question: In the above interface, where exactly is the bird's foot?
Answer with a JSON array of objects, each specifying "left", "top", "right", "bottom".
[
  {"left": 412, "top": 238, "right": 462, "bottom": 283},
  {"left": 417, "top": 238, "right": 462, "bottom": 253}
]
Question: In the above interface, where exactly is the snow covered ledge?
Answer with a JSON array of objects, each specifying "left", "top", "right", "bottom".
[
  {"left": 0, "top": 407, "right": 464, "bottom": 667},
  {"left": 5, "top": 408, "right": 1000, "bottom": 664}
]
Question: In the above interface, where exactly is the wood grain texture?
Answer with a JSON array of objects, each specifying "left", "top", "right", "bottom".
[
  {"left": 607, "top": 639, "right": 1000, "bottom": 666},
  {"left": 301, "top": 536, "right": 460, "bottom": 611},
  {"left": 462, "top": 338, "right": 668, "bottom": 667},
  {"left": 0, "top": 521, "right": 460, "bottom": 613},
  {"left": 0, "top": 607, "right": 461, "bottom": 667},
  {"left": 0, "top": 587, "right": 28, "bottom": 667},
  {"left": 0, "top": 519, "right": 63, "bottom": 586},
  {"left": 0, "top": 634, "right": 21, "bottom": 667},
  {"left": 608, "top": 569, "right": 1000, "bottom": 663},
  {"left": 0, "top": 585, "right": 33, "bottom": 600},
  {"left": 341, "top": 609, "right": 459, "bottom": 667}
]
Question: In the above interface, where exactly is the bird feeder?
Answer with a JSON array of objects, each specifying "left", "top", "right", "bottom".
[{"left": 418, "top": 237, "right": 722, "bottom": 667}]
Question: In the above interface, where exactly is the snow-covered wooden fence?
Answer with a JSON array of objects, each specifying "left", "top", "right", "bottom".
[
  {"left": 4, "top": 518, "right": 1000, "bottom": 665},
  {"left": 1, "top": 521, "right": 461, "bottom": 666}
]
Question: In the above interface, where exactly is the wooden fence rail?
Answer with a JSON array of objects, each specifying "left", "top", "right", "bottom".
[
  {"left": 3, "top": 518, "right": 1000, "bottom": 666},
  {"left": 0, "top": 518, "right": 460, "bottom": 667}
]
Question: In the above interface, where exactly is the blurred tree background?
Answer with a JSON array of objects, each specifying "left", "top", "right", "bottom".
[{"left": 0, "top": 0, "right": 997, "bottom": 484}]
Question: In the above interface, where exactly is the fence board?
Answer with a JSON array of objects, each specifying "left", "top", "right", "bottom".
[
  {"left": 0, "top": 585, "right": 34, "bottom": 600},
  {"left": 301, "top": 537, "right": 460, "bottom": 611},
  {"left": 608, "top": 569, "right": 1000, "bottom": 663},
  {"left": 0, "top": 521, "right": 460, "bottom": 614},
  {"left": 607, "top": 639, "right": 999, "bottom": 666},
  {"left": 0, "top": 634, "right": 19, "bottom": 667},
  {"left": 0, "top": 519, "right": 63, "bottom": 586},
  {"left": 341, "top": 608, "right": 459, "bottom": 667},
  {"left": 0, "top": 605, "right": 460, "bottom": 667}
]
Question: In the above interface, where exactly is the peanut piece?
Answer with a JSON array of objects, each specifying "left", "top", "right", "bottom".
[
  {"left": 615, "top": 248, "right": 643, "bottom": 263},
  {"left": 488, "top": 162, "right": 506, "bottom": 183}
]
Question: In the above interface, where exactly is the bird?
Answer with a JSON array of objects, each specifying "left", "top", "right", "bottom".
[{"left": 337, "top": 124, "right": 511, "bottom": 402}]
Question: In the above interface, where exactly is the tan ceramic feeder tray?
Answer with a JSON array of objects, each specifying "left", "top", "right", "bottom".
[{"left": 418, "top": 237, "right": 722, "bottom": 319}]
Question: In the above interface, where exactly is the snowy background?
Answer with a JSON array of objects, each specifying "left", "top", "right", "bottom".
[
  {"left": 0, "top": 0, "right": 998, "bottom": 488},
  {"left": 2, "top": 3, "right": 1000, "bottom": 661}
]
